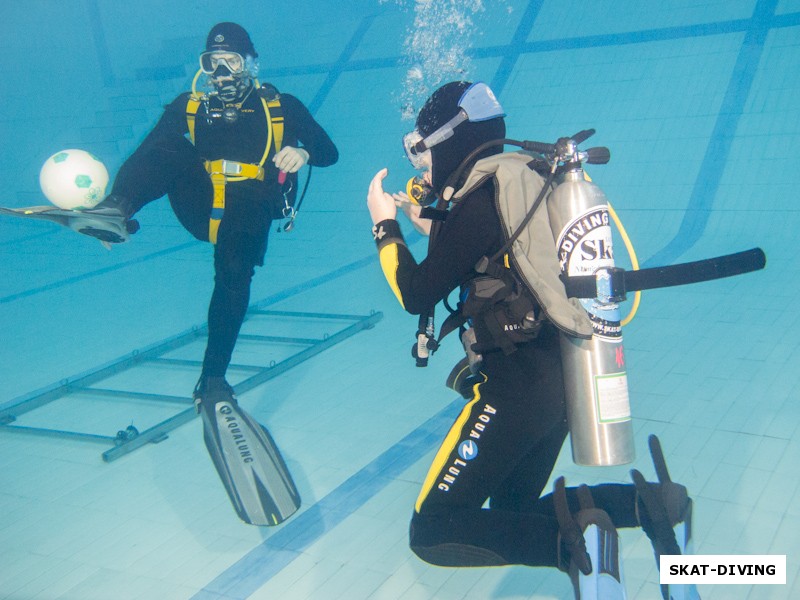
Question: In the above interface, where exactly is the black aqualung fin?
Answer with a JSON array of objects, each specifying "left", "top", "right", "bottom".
[
  {"left": 632, "top": 435, "right": 700, "bottom": 600},
  {"left": 198, "top": 398, "right": 301, "bottom": 526},
  {"left": 553, "top": 477, "right": 627, "bottom": 599},
  {"left": 0, "top": 205, "right": 133, "bottom": 248}
]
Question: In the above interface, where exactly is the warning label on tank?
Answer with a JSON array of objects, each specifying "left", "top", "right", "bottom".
[
  {"left": 594, "top": 372, "right": 631, "bottom": 423},
  {"left": 556, "top": 205, "right": 622, "bottom": 340}
]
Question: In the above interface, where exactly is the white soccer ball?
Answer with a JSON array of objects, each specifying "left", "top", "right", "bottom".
[{"left": 39, "top": 149, "right": 109, "bottom": 210}]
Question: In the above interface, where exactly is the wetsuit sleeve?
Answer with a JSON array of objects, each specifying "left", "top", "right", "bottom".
[
  {"left": 280, "top": 94, "right": 338, "bottom": 167},
  {"left": 373, "top": 219, "right": 413, "bottom": 309},
  {"left": 110, "top": 94, "right": 191, "bottom": 201},
  {"left": 373, "top": 186, "right": 504, "bottom": 315}
]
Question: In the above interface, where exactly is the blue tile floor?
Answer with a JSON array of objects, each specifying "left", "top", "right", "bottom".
[{"left": 2, "top": 0, "right": 800, "bottom": 598}]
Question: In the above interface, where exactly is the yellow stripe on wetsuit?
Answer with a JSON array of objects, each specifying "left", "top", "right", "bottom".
[
  {"left": 378, "top": 243, "right": 406, "bottom": 309},
  {"left": 414, "top": 374, "right": 487, "bottom": 513}
]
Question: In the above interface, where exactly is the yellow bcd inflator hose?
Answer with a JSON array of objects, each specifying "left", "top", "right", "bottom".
[{"left": 607, "top": 202, "right": 641, "bottom": 326}]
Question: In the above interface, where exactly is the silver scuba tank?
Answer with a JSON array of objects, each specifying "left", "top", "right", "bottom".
[{"left": 547, "top": 166, "right": 634, "bottom": 466}]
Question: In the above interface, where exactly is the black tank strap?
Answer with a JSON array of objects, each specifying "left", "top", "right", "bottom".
[{"left": 561, "top": 247, "right": 766, "bottom": 299}]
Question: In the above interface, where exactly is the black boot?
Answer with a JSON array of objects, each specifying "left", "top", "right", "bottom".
[
  {"left": 554, "top": 478, "right": 626, "bottom": 599},
  {"left": 554, "top": 477, "right": 592, "bottom": 578},
  {"left": 193, "top": 375, "right": 236, "bottom": 409},
  {"left": 92, "top": 194, "right": 140, "bottom": 234}
]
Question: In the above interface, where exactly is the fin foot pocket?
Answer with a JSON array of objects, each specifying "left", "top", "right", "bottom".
[{"left": 554, "top": 477, "right": 627, "bottom": 599}]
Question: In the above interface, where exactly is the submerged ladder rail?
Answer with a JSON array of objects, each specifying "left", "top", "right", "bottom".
[{"left": 0, "top": 309, "right": 382, "bottom": 462}]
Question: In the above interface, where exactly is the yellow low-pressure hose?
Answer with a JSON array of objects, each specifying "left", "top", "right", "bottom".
[
  {"left": 191, "top": 68, "right": 204, "bottom": 94},
  {"left": 607, "top": 202, "right": 640, "bottom": 326}
]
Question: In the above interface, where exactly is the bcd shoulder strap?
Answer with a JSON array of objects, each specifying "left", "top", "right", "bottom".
[
  {"left": 184, "top": 87, "right": 285, "bottom": 244},
  {"left": 184, "top": 89, "right": 283, "bottom": 153}
]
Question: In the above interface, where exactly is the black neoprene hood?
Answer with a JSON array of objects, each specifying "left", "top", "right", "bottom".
[
  {"left": 416, "top": 81, "right": 506, "bottom": 195},
  {"left": 205, "top": 22, "right": 258, "bottom": 58}
]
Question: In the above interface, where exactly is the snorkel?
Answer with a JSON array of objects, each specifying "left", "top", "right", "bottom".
[{"left": 406, "top": 82, "right": 505, "bottom": 157}]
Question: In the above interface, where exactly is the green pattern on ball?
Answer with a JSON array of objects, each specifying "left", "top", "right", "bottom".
[
  {"left": 74, "top": 174, "right": 92, "bottom": 188},
  {"left": 53, "top": 152, "right": 69, "bottom": 163}
]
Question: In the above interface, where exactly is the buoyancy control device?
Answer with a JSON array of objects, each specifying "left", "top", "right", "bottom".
[{"left": 428, "top": 129, "right": 766, "bottom": 467}]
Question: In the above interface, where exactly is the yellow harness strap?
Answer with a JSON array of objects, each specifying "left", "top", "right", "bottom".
[
  {"left": 186, "top": 95, "right": 202, "bottom": 143},
  {"left": 267, "top": 97, "right": 284, "bottom": 154},
  {"left": 185, "top": 85, "right": 284, "bottom": 244},
  {"left": 204, "top": 160, "right": 266, "bottom": 243}
]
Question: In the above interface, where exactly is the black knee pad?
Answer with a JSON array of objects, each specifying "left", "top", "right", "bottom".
[{"left": 410, "top": 512, "right": 506, "bottom": 567}]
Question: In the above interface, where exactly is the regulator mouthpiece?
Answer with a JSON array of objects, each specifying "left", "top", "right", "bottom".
[{"left": 406, "top": 176, "right": 436, "bottom": 207}]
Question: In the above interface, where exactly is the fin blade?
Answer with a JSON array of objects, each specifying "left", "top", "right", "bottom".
[
  {"left": 668, "top": 498, "right": 700, "bottom": 600},
  {"left": 634, "top": 451, "right": 702, "bottom": 600},
  {"left": 201, "top": 401, "right": 301, "bottom": 526},
  {"left": 581, "top": 520, "right": 627, "bottom": 600},
  {"left": 649, "top": 435, "right": 673, "bottom": 485},
  {"left": 0, "top": 205, "right": 129, "bottom": 242}
]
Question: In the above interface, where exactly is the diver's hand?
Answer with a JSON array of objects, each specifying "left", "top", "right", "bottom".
[
  {"left": 368, "top": 168, "right": 397, "bottom": 224},
  {"left": 273, "top": 147, "right": 309, "bottom": 173},
  {"left": 393, "top": 192, "right": 431, "bottom": 236}
]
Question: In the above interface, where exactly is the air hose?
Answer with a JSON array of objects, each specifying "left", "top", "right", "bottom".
[{"left": 607, "top": 202, "right": 641, "bottom": 326}]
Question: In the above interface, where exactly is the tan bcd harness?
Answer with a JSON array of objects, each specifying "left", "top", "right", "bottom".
[{"left": 185, "top": 85, "right": 284, "bottom": 244}]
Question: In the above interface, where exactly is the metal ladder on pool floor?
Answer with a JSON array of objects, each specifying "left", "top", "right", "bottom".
[{"left": 0, "top": 308, "right": 382, "bottom": 462}]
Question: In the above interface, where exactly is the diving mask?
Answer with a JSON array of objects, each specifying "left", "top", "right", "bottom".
[
  {"left": 200, "top": 51, "right": 259, "bottom": 78},
  {"left": 200, "top": 51, "right": 245, "bottom": 75},
  {"left": 405, "top": 82, "right": 505, "bottom": 163},
  {"left": 403, "top": 130, "right": 432, "bottom": 171}
]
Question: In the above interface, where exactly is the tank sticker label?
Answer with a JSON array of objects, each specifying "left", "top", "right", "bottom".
[
  {"left": 594, "top": 373, "right": 631, "bottom": 422},
  {"left": 557, "top": 205, "right": 622, "bottom": 340}
]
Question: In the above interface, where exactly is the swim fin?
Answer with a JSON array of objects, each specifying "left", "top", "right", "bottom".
[
  {"left": 554, "top": 477, "right": 627, "bottom": 599},
  {"left": 0, "top": 204, "right": 134, "bottom": 247},
  {"left": 632, "top": 435, "right": 700, "bottom": 600},
  {"left": 198, "top": 392, "right": 301, "bottom": 526}
]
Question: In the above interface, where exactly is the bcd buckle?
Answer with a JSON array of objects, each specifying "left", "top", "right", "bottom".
[
  {"left": 220, "top": 160, "right": 243, "bottom": 176},
  {"left": 595, "top": 267, "right": 626, "bottom": 304}
]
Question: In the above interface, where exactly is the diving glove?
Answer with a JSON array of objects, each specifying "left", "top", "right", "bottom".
[{"left": 273, "top": 147, "right": 309, "bottom": 173}]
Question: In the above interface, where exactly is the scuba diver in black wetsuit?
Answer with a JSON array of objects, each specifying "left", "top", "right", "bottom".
[
  {"left": 96, "top": 22, "right": 338, "bottom": 404},
  {"left": 367, "top": 81, "right": 693, "bottom": 595}
]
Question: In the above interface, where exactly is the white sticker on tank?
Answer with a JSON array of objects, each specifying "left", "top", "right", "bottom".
[
  {"left": 557, "top": 204, "right": 622, "bottom": 340},
  {"left": 594, "top": 372, "right": 631, "bottom": 423},
  {"left": 556, "top": 205, "right": 614, "bottom": 276}
]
